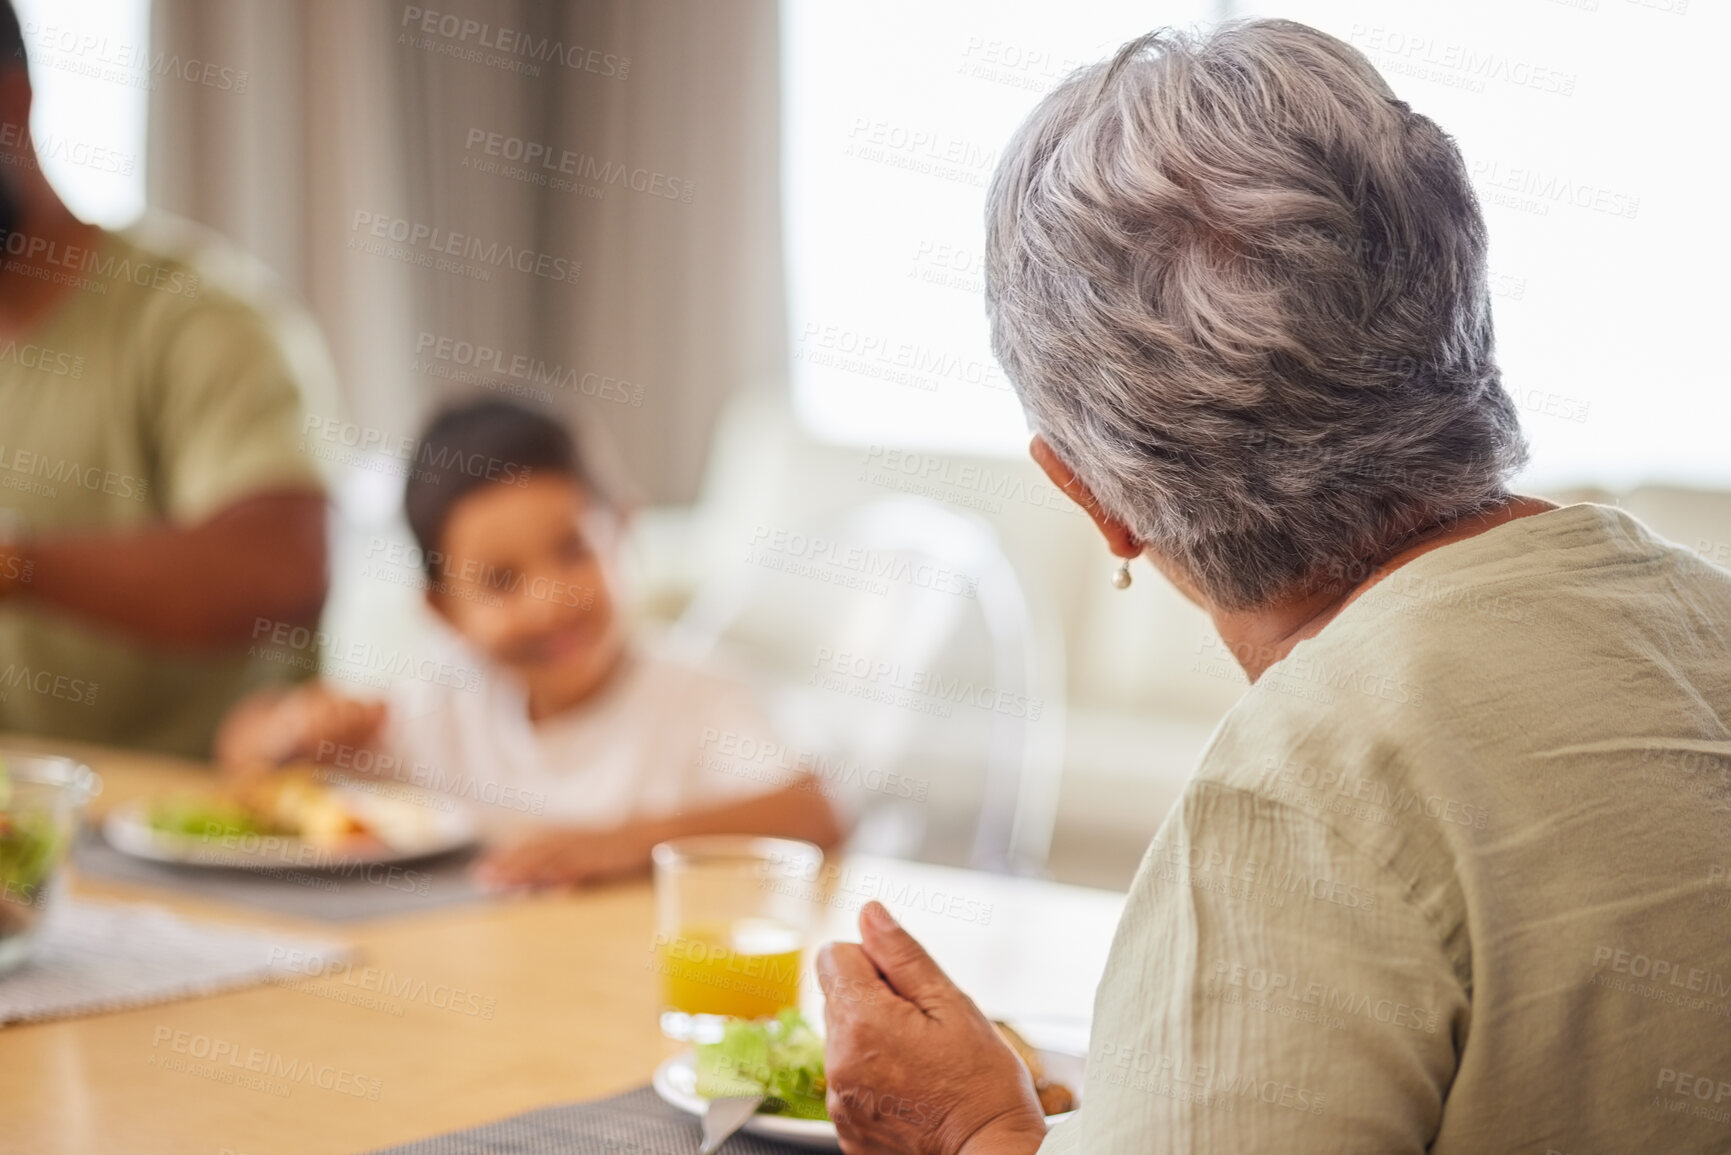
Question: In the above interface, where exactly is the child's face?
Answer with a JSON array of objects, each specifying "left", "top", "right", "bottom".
[{"left": 428, "top": 475, "right": 627, "bottom": 711}]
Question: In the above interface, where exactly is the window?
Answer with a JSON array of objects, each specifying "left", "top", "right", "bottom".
[
  {"left": 784, "top": 0, "right": 1729, "bottom": 488},
  {"left": 781, "top": 0, "right": 1219, "bottom": 457},
  {"left": 1232, "top": 0, "right": 1726, "bottom": 488},
  {"left": 12, "top": 0, "right": 151, "bottom": 228}
]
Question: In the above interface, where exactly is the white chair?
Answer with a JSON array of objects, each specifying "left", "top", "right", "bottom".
[{"left": 669, "top": 495, "right": 1067, "bottom": 874}]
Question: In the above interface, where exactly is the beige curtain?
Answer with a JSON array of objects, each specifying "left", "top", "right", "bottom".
[{"left": 148, "top": 0, "right": 785, "bottom": 503}]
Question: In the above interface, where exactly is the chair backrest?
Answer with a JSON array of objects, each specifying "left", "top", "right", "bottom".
[{"left": 669, "top": 494, "right": 1067, "bottom": 874}]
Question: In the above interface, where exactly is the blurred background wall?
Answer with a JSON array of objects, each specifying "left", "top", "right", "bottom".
[{"left": 145, "top": 0, "right": 784, "bottom": 504}]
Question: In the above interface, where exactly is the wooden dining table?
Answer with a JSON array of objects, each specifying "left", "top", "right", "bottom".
[{"left": 0, "top": 738, "right": 1127, "bottom": 1155}]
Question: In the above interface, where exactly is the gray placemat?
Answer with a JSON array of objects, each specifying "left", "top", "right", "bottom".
[
  {"left": 0, "top": 898, "right": 353, "bottom": 1025},
  {"left": 73, "top": 826, "right": 487, "bottom": 923},
  {"left": 367, "top": 1085, "right": 817, "bottom": 1154}
]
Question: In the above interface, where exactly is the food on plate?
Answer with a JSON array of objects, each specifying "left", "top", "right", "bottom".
[
  {"left": 994, "top": 1020, "right": 1076, "bottom": 1116},
  {"left": 145, "top": 769, "right": 376, "bottom": 850},
  {"left": 691, "top": 1009, "right": 1077, "bottom": 1121},
  {"left": 145, "top": 794, "right": 272, "bottom": 839},
  {"left": 237, "top": 773, "right": 374, "bottom": 846},
  {"left": 695, "top": 1008, "right": 828, "bottom": 1120},
  {"left": 0, "top": 758, "right": 63, "bottom": 939}
]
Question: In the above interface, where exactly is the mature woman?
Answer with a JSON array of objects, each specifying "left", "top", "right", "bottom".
[{"left": 816, "top": 19, "right": 1731, "bottom": 1155}]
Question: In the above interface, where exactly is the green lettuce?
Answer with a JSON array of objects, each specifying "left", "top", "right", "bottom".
[
  {"left": 694, "top": 1009, "right": 829, "bottom": 1120},
  {"left": 145, "top": 796, "right": 268, "bottom": 840},
  {"left": 0, "top": 757, "right": 61, "bottom": 912}
]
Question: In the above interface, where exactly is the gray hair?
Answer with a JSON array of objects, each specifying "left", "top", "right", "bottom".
[{"left": 984, "top": 19, "right": 1527, "bottom": 610}]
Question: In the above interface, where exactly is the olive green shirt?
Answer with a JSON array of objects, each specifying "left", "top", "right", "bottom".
[
  {"left": 0, "top": 217, "right": 331, "bottom": 756},
  {"left": 1043, "top": 504, "right": 1731, "bottom": 1154}
]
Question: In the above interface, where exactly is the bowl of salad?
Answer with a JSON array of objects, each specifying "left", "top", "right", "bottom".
[{"left": 0, "top": 750, "right": 100, "bottom": 975}]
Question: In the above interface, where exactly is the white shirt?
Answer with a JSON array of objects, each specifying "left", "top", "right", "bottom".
[{"left": 379, "top": 641, "right": 788, "bottom": 833}]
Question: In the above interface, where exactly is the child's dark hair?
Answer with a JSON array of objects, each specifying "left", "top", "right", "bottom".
[{"left": 404, "top": 400, "right": 602, "bottom": 578}]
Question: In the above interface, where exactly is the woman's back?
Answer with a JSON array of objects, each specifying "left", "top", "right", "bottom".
[{"left": 1059, "top": 503, "right": 1731, "bottom": 1154}]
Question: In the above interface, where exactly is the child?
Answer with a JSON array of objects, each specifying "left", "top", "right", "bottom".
[{"left": 216, "top": 400, "right": 843, "bottom": 887}]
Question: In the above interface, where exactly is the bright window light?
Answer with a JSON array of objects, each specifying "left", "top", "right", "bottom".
[
  {"left": 785, "top": 0, "right": 1730, "bottom": 490},
  {"left": 11, "top": 0, "right": 151, "bottom": 228},
  {"left": 1229, "top": 0, "right": 1729, "bottom": 489},
  {"left": 781, "top": 0, "right": 1219, "bottom": 458}
]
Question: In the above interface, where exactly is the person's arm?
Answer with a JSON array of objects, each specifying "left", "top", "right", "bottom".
[
  {"left": 817, "top": 780, "right": 1468, "bottom": 1154},
  {"left": 0, "top": 489, "right": 326, "bottom": 649},
  {"left": 214, "top": 680, "right": 387, "bottom": 772},
  {"left": 4, "top": 261, "right": 341, "bottom": 652},
  {"left": 1068, "top": 782, "right": 1464, "bottom": 1152},
  {"left": 472, "top": 779, "right": 845, "bottom": 889}
]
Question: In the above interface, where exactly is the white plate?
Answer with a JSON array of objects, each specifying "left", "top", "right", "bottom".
[
  {"left": 651, "top": 1046, "right": 1082, "bottom": 1151},
  {"left": 102, "top": 785, "right": 477, "bottom": 870}
]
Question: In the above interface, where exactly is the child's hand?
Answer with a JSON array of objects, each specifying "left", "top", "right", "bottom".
[
  {"left": 216, "top": 683, "right": 387, "bottom": 773},
  {"left": 472, "top": 826, "right": 654, "bottom": 890},
  {"left": 286, "top": 685, "right": 387, "bottom": 761}
]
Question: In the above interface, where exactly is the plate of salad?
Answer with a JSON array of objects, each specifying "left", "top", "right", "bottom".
[{"left": 651, "top": 1010, "right": 1080, "bottom": 1150}]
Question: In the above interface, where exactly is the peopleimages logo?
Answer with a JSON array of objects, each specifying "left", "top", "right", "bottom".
[
  {"left": 0, "top": 229, "right": 200, "bottom": 298},
  {"left": 0, "top": 663, "right": 99, "bottom": 707},
  {"left": 857, "top": 445, "right": 1083, "bottom": 518},
  {"left": 413, "top": 332, "right": 642, "bottom": 406},
  {"left": 1469, "top": 158, "right": 1640, "bottom": 220},
  {"left": 267, "top": 946, "right": 498, "bottom": 1020},
  {"left": 314, "top": 740, "right": 548, "bottom": 815},
  {"left": 746, "top": 524, "right": 977, "bottom": 599},
  {"left": 348, "top": 211, "right": 582, "bottom": 286},
  {"left": 249, "top": 617, "right": 485, "bottom": 695},
  {"left": 808, "top": 646, "right": 1044, "bottom": 721},
  {"left": 0, "top": 445, "right": 149, "bottom": 503},
  {"left": 399, "top": 7, "right": 630, "bottom": 78},
  {"left": 1590, "top": 945, "right": 1731, "bottom": 999},
  {"left": 21, "top": 21, "right": 250, "bottom": 93},
  {"left": 149, "top": 1028, "right": 381, "bottom": 1100},
  {"left": 302, "top": 415, "right": 535, "bottom": 486},
  {"left": 1209, "top": 959, "right": 1440, "bottom": 1034},
  {"left": 462, "top": 130, "right": 694, "bottom": 203},
  {"left": 0, "top": 121, "right": 136, "bottom": 177}
]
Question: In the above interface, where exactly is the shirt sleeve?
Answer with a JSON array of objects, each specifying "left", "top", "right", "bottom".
[
  {"left": 1036, "top": 1112, "right": 1085, "bottom": 1154},
  {"left": 147, "top": 292, "right": 329, "bottom": 524},
  {"left": 1071, "top": 779, "right": 1467, "bottom": 1153}
]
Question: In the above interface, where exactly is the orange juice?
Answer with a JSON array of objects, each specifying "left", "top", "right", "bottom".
[{"left": 656, "top": 918, "right": 802, "bottom": 1019}]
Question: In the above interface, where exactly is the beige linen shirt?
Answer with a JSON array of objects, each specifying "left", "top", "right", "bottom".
[
  {"left": 1042, "top": 504, "right": 1731, "bottom": 1154},
  {"left": 0, "top": 216, "right": 333, "bottom": 755}
]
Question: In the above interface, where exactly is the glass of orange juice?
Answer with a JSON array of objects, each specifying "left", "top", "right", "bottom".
[{"left": 651, "top": 835, "right": 823, "bottom": 1041}]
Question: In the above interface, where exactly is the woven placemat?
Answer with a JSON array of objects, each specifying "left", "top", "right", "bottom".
[
  {"left": 0, "top": 898, "right": 352, "bottom": 1025},
  {"left": 366, "top": 1085, "right": 821, "bottom": 1154},
  {"left": 73, "top": 826, "right": 487, "bottom": 922}
]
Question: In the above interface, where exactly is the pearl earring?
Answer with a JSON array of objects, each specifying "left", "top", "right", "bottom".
[{"left": 1111, "top": 559, "right": 1132, "bottom": 590}]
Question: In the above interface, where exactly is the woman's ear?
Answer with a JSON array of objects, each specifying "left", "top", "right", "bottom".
[{"left": 1029, "top": 435, "right": 1141, "bottom": 559}]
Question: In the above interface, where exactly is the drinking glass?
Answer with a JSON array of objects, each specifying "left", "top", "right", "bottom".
[
  {"left": 651, "top": 835, "right": 823, "bottom": 1041},
  {"left": 0, "top": 750, "right": 101, "bottom": 974}
]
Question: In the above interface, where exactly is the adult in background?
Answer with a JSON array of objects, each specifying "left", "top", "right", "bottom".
[
  {"left": 818, "top": 20, "right": 1731, "bottom": 1155},
  {"left": 0, "top": 2, "right": 331, "bottom": 756}
]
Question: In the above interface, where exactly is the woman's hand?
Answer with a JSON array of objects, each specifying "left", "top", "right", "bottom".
[
  {"left": 472, "top": 825, "right": 653, "bottom": 890},
  {"left": 816, "top": 902, "right": 1048, "bottom": 1155}
]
